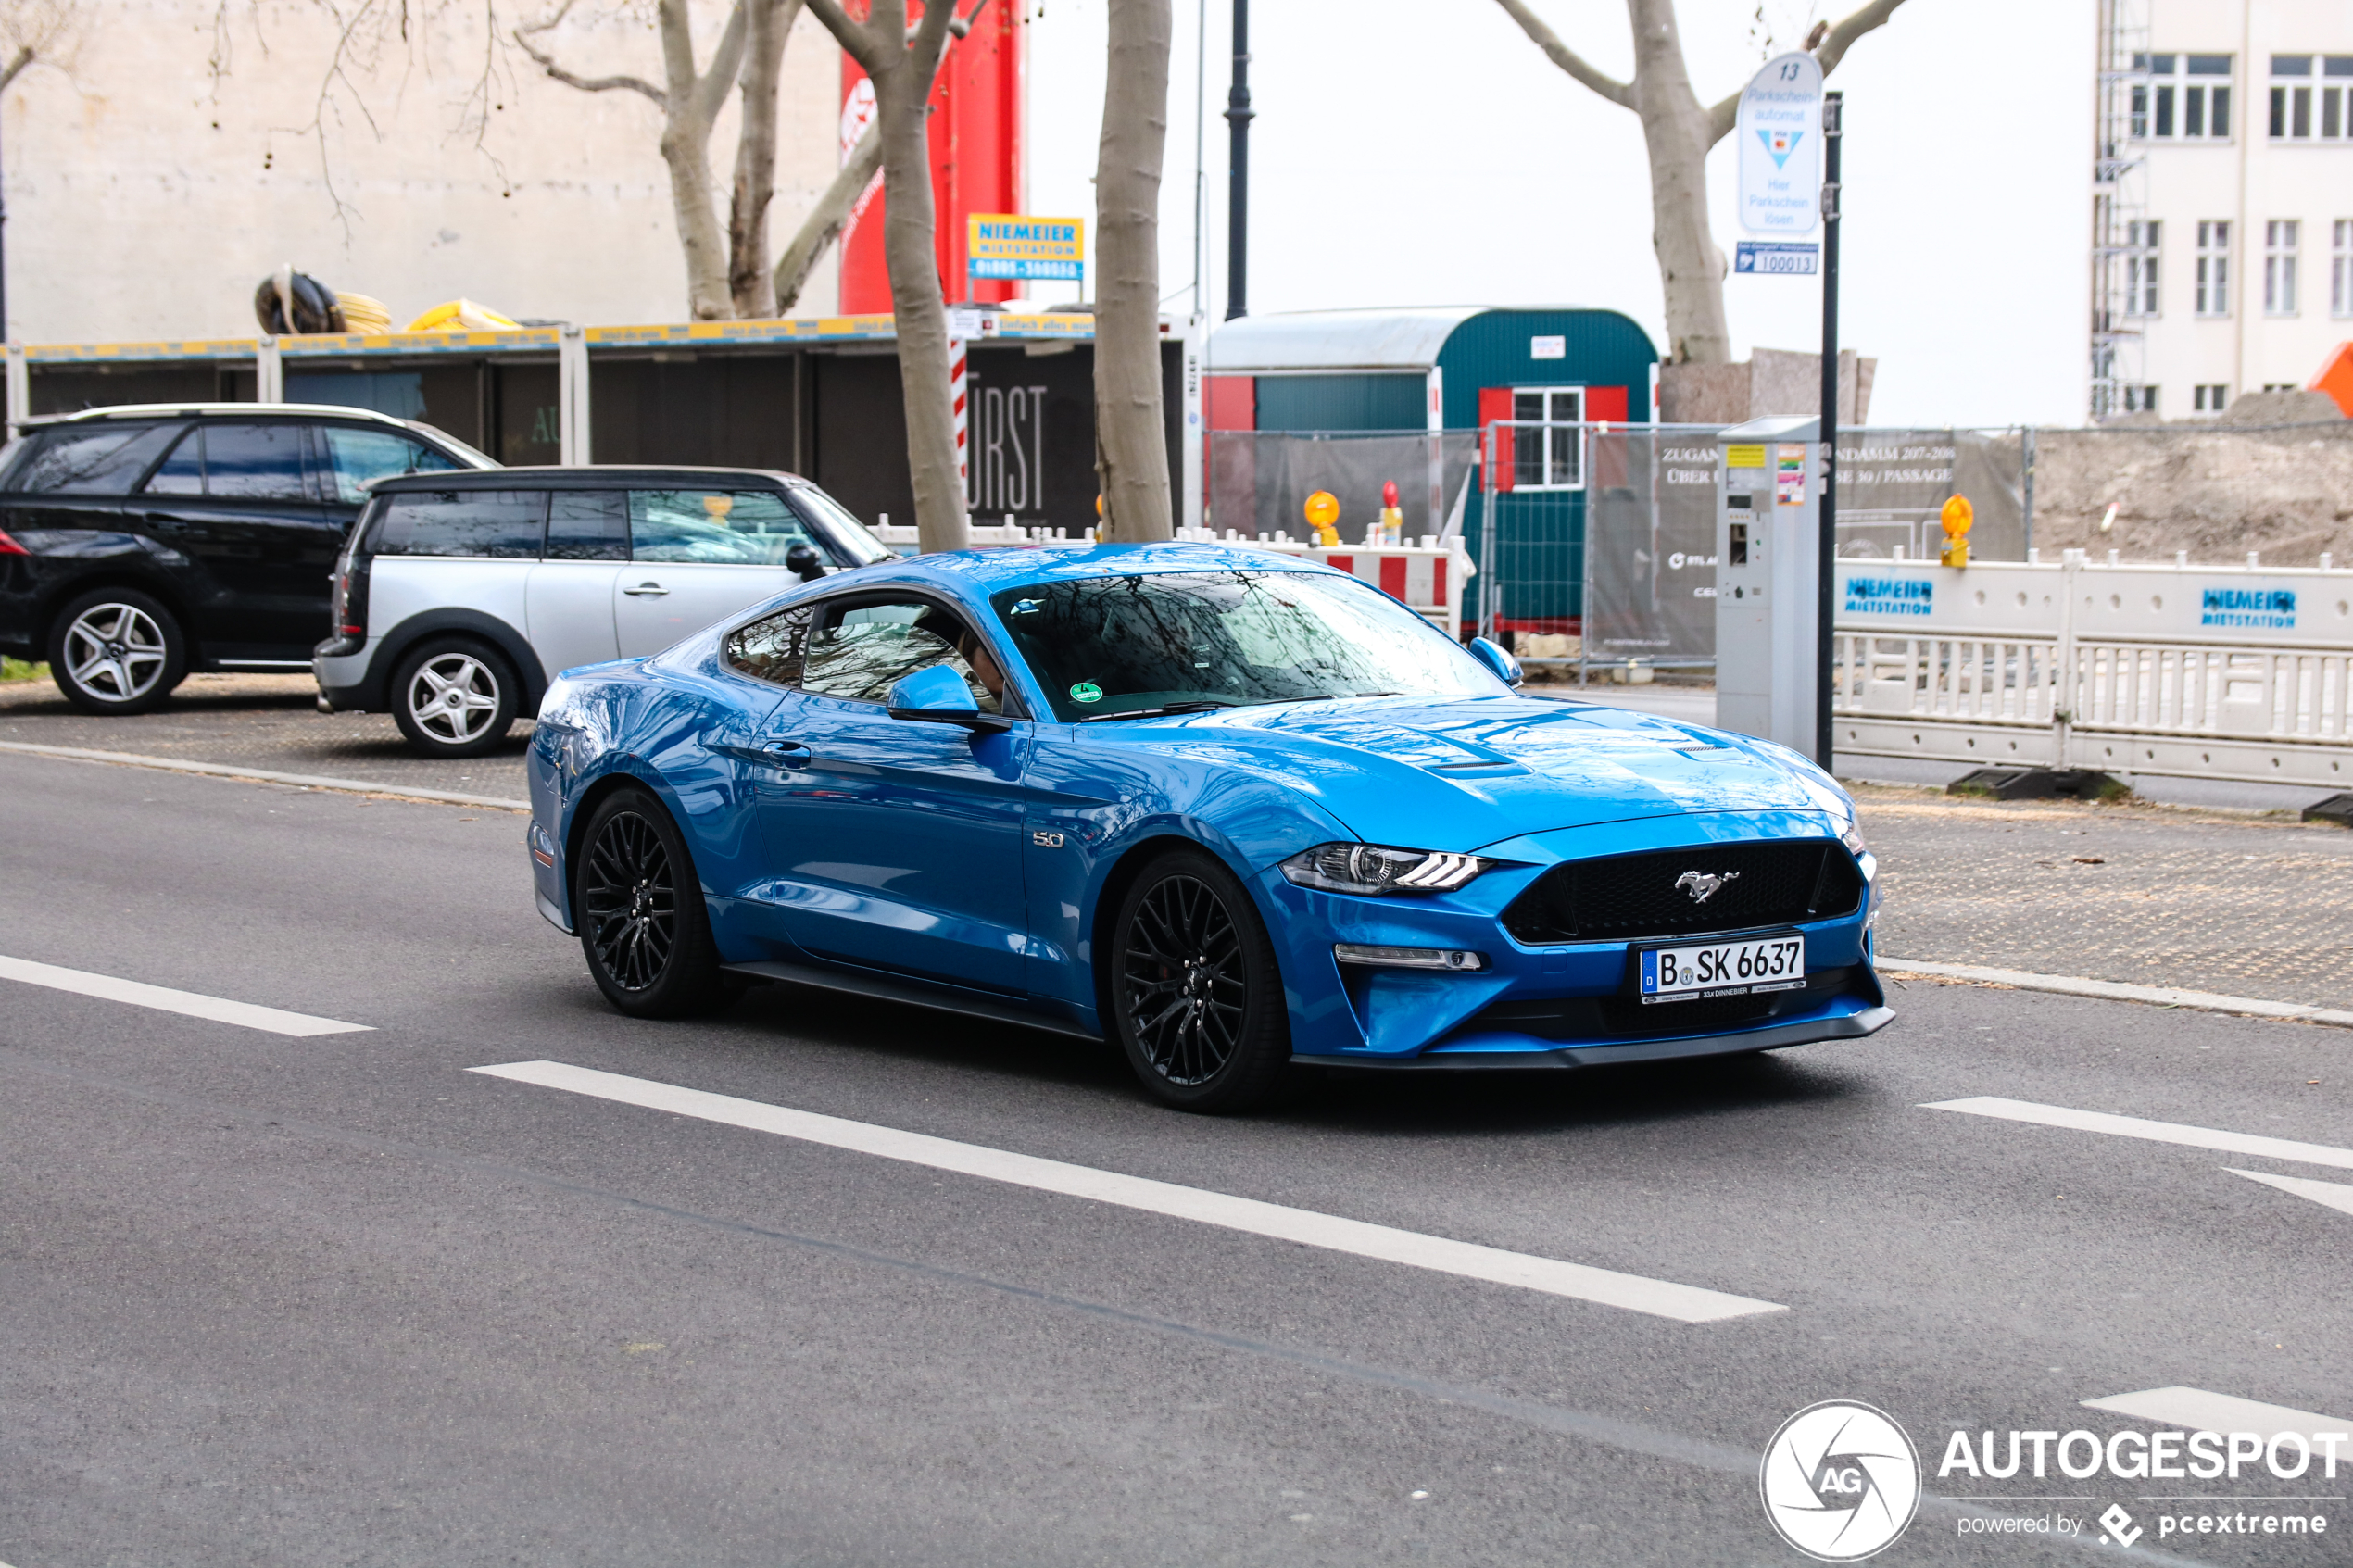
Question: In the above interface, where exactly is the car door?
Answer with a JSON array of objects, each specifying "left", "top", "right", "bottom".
[
  {"left": 526, "top": 490, "right": 626, "bottom": 677},
  {"left": 0, "top": 420, "right": 181, "bottom": 576},
  {"left": 312, "top": 422, "right": 465, "bottom": 545},
  {"left": 611, "top": 487, "right": 816, "bottom": 658},
  {"left": 738, "top": 592, "right": 1032, "bottom": 995},
  {"left": 135, "top": 421, "right": 337, "bottom": 661}
]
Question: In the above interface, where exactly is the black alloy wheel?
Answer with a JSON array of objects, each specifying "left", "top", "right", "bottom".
[
  {"left": 575, "top": 789, "right": 730, "bottom": 1018},
  {"left": 1111, "top": 848, "right": 1291, "bottom": 1112}
]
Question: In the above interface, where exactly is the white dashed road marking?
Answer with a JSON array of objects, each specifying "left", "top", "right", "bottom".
[
  {"left": 2081, "top": 1387, "right": 2353, "bottom": 1448},
  {"left": 471, "top": 1060, "right": 1787, "bottom": 1323},
  {"left": 0, "top": 954, "right": 372, "bottom": 1037},
  {"left": 1919, "top": 1096, "right": 2353, "bottom": 1172},
  {"left": 2226, "top": 1168, "right": 2353, "bottom": 1219}
]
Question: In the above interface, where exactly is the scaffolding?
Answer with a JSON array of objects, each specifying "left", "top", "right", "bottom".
[{"left": 2089, "top": 0, "right": 2151, "bottom": 420}]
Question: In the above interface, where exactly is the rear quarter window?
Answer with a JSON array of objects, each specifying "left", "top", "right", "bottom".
[
  {"left": 371, "top": 491, "right": 547, "bottom": 558},
  {"left": 14, "top": 423, "right": 182, "bottom": 495}
]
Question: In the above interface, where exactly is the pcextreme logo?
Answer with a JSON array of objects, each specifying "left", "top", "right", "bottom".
[{"left": 1760, "top": 1400, "right": 1923, "bottom": 1561}]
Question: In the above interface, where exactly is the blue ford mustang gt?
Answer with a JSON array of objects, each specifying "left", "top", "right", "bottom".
[{"left": 526, "top": 541, "right": 1890, "bottom": 1111}]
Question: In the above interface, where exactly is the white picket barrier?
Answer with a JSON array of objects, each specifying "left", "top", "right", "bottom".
[
  {"left": 866, "top": 519, "right": 1477, "bottom": 639},
  {"left": 1833, "top": 550, "right": 2353, "bottom": 787}
]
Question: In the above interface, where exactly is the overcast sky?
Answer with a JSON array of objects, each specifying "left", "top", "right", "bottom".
[{"left": 1020, "top": 0, "right": 2094, "bottom": 429}]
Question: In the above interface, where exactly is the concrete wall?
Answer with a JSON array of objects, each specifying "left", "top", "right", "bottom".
[{"left": 1, "top": 0, "right": 843, "bottom": 344}]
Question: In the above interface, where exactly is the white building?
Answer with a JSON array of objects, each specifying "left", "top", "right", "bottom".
[
  {"left": 0, "top": 0, "right": 844, "bottom": 345},
  {"left": 2092, "top": 0, "right": 2353, "bottom": 420}
]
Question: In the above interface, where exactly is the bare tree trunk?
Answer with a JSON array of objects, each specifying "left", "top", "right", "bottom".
[
  {"left": 1492, "top": 0, "right": 1908, "bottom": 366},
  {"left": 655, "top": 0, "right": 750, "bottom": 320},
  {"left": 772, "top": 123, "right": 884, "bottom": 314},
  {"left": 1624, "top": 0, "right": 1727, "bottom": 364},
  {"left": 728, "top": 0, "right": 804, "bottom": 318},
  {"left": 1093, "top": 0, "right": 1172, "bottom": 541},
  {"left": 804, "top": 0, "right": 972, "bottom": 551},
  {"left": 520, "top": 0, "right": 749, "bottom": 322}
]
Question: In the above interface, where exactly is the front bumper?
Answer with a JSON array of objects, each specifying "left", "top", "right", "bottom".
[{"left": 1257, "top": 812, "right": 1886, "bottom": 1064}]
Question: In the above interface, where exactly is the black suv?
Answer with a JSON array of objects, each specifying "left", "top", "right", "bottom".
[{"left": 0, "top": 404, "right": 496, "bottom": 712}]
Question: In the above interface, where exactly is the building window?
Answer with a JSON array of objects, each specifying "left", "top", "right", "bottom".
[
  {"left": 2135, "top": 54, "right": 2233, "bottom": 140},
  {"left": 2193, "top": 383, "right": 2231, "bottom": 412},
  {"left": 2120, "top": 385, "right": 2160, "bottom": 414},
  {"left": 2265, "top": 220, "right": 2299, "bottom": 314},
  {"left": 2271, "top": 56, "right": 2353, "bottom": 138},
  {"left": 2196, "top": 220, "right": 2232, "bottom": 315},
  {"left": 2124, "top": 220, "right": 2161, "bottom": 315},
  {"left": 1511, "top": 387, "right": 1582, "bottom": 488},
  {"left": 2336, "top": 220, "right": 2353, "bottom": 317}
]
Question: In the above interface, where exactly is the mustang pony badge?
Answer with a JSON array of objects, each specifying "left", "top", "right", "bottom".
[{"left": 1675, "top": 870, "right": 1740, "bottom": 904}]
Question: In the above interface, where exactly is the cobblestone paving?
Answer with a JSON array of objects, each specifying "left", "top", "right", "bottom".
[
  {"left": 1856, "top": 785, "right": 2353, "bottom": 1011},
  {"left": 0, "top": 674, "right": 532, "bottom": 800},
  {"left": 6, "top": 674, "right": 2349, "bottom": 1010}
]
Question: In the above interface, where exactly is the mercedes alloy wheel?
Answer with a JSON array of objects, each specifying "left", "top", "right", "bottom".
[{"left": 48, "top": 590, "right": 186, "bottom": 715}]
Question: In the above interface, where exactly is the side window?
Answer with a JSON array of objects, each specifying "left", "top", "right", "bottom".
[
  {"left": 628, "top": 489, "right": 819, "bottom": 565},
  {"left": 201, "top": 423, "right": 309, "bottom": 500},
  {"left": 20, "top": 423, "right": 181, "bottom": 495},
  {"left": 546, "top": 491, "right": 631, "bottom": 561},
  {"left": 371, "top": 491, "right": 547, "bottom": 558},
  {"left": 318, "top": 425, "right": 457, "bottom": 506},
  {"left": 799, "top": 597, "right": 1002, "bottom": 714},
  {"left": 724, "top": 603, "right": 816, "bottom": 686},
  {"left": 144, "top": 427, "right": 206, "bottom": 496}
]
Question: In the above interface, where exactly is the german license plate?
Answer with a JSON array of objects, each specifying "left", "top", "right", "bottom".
[{"left": 1637, "top": 934, "right": 1806, "bottom": 1005}]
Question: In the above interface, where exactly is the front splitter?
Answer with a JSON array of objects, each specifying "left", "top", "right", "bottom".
[{"left": 1290, "top": 1004, "right": 1895, "bottom": 1071}]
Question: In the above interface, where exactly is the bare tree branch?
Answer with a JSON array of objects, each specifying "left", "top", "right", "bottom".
[
  {"left": 1814, "top": 0, "right": 1906, "bottom": 76},
  {"left": 0, "top": 45, "right": 34, "bottom": 93},
  {"left": 512, "top": 28, "right": 664, "bottom": 106},
  {"left": 1705, "top": 0, "right": 1909, "bottom": 145},
  {"left": 676, "top": 0, "right": 748, "bottom": 126},
  {"left": 799, "top": 0, "right": 876, "bottom": 72},
  {"left": 1491, "top": 0, "right": 1630, "bottom": 108}
]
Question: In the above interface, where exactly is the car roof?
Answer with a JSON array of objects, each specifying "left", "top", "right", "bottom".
[
  {"left": 369, "top": 465, "right": 806, "bottom": 492},
  {"left": 27, "top": 402, "right": 430, "bottom": 429},
  {"left": 872, "top": 541, "right": 1335, "bottom": 593}
]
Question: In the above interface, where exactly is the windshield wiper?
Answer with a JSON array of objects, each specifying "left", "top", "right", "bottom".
[{"left": 1077, "top": 700, "right": 1236, "bottom": 722}]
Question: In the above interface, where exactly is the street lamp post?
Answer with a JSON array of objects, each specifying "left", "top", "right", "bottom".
[{"left": 1222, "top": 0, "right": 1252, "bottom": 320}]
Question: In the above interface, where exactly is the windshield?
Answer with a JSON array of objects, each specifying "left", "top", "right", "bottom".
[
  {"left": 788, "top": 483, "right": 896, "bottom": 565},
  {"left": 991, "top": 570, "right": 1499, "bottom": 722}
]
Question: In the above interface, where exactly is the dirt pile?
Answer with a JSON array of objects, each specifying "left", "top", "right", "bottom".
[{"left": 2031, "top": 421, "right": 2353, "bottom": 565}]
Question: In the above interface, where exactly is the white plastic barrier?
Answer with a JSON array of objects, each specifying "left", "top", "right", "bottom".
[
  {"left": 868, "top": 519, "right": 1477, "bottom": 639},
  {"left": 1833, "top": 550, "right": 2353, "bottom": 788}
]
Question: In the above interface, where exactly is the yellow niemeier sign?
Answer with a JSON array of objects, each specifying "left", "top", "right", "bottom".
[
  {"left": 1725, "top": 444, "right": 1768, "bottom": 470},
  {"left": 967, "top": 215, "right": 1085, "bottom": 281}
]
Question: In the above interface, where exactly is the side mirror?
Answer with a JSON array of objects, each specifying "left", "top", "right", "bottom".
[
  {"left": 886, "top": 663, "right": 1010, "bottom": 732},
  {"left": 1468, "top": 635, "right": 1524, "bottom": 689},
  {"left": 785, "top": 542, "right": 829, "bottom": 583}
]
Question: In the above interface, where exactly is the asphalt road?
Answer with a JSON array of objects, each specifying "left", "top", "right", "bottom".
[{"left": 2, "top": 750, "right": 2349, "bottom": 1567}]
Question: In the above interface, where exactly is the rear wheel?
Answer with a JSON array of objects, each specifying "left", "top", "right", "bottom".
[
  {"left": 574, "top": 788, "right": 731, "bottom": 1019},
  {"left": 48, "top": 588, "right": 186, "bottom": 715},
  {"left": 389, "top": 637, "right": 518, "bottom": 759},
  {"left": 1109, "top": 847, "right": 1292, "bottom": 1113}
]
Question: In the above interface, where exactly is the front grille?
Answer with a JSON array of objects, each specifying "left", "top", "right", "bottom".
[
  {"left": 1469, "top": 967, "right": 1857, "bottom": 1041},
  {"left": 1502, "top": 838, "right": 1863, "bottom": 946}
]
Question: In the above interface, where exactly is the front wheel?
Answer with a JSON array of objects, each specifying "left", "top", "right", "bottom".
[
  {"left": 1109, "top": 848, "right": 1292, "bottom": 1113},
  {"left": 574, "top": 788, "right": 732, "bottom": 1018}
]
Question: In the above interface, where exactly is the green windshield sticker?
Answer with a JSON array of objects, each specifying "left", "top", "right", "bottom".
[{"left": 1069, "top": 682, "right": 1103, "bottom": 704}]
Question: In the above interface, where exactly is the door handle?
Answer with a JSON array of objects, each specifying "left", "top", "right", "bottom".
[
  {"left": 762, "top": 740, "right": 812, "bottom": 769},
  {"left": 622, "top": 581, "right": 670, "bottom": 596}
]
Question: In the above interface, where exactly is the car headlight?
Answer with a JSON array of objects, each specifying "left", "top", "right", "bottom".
[
  {"left": 1279, "top": 843, "right": 1491, "bottom": 896},
  {"left": 1840, "top": 822, "right": 1867, "bottom": 857}
]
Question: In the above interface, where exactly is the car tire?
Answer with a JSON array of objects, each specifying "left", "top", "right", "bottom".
[
  {"left": 574, "top": 786, "right": 734, "bottom": 1019},
  {"left": 46, "top": 587, "right": 188, "bottom": 715},
  {"left": 1108, "top": 847, "right": 1293, "bottom": 1113},
  {"left": 389, "top": 637, "right": 518, "bottom": 759}
]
